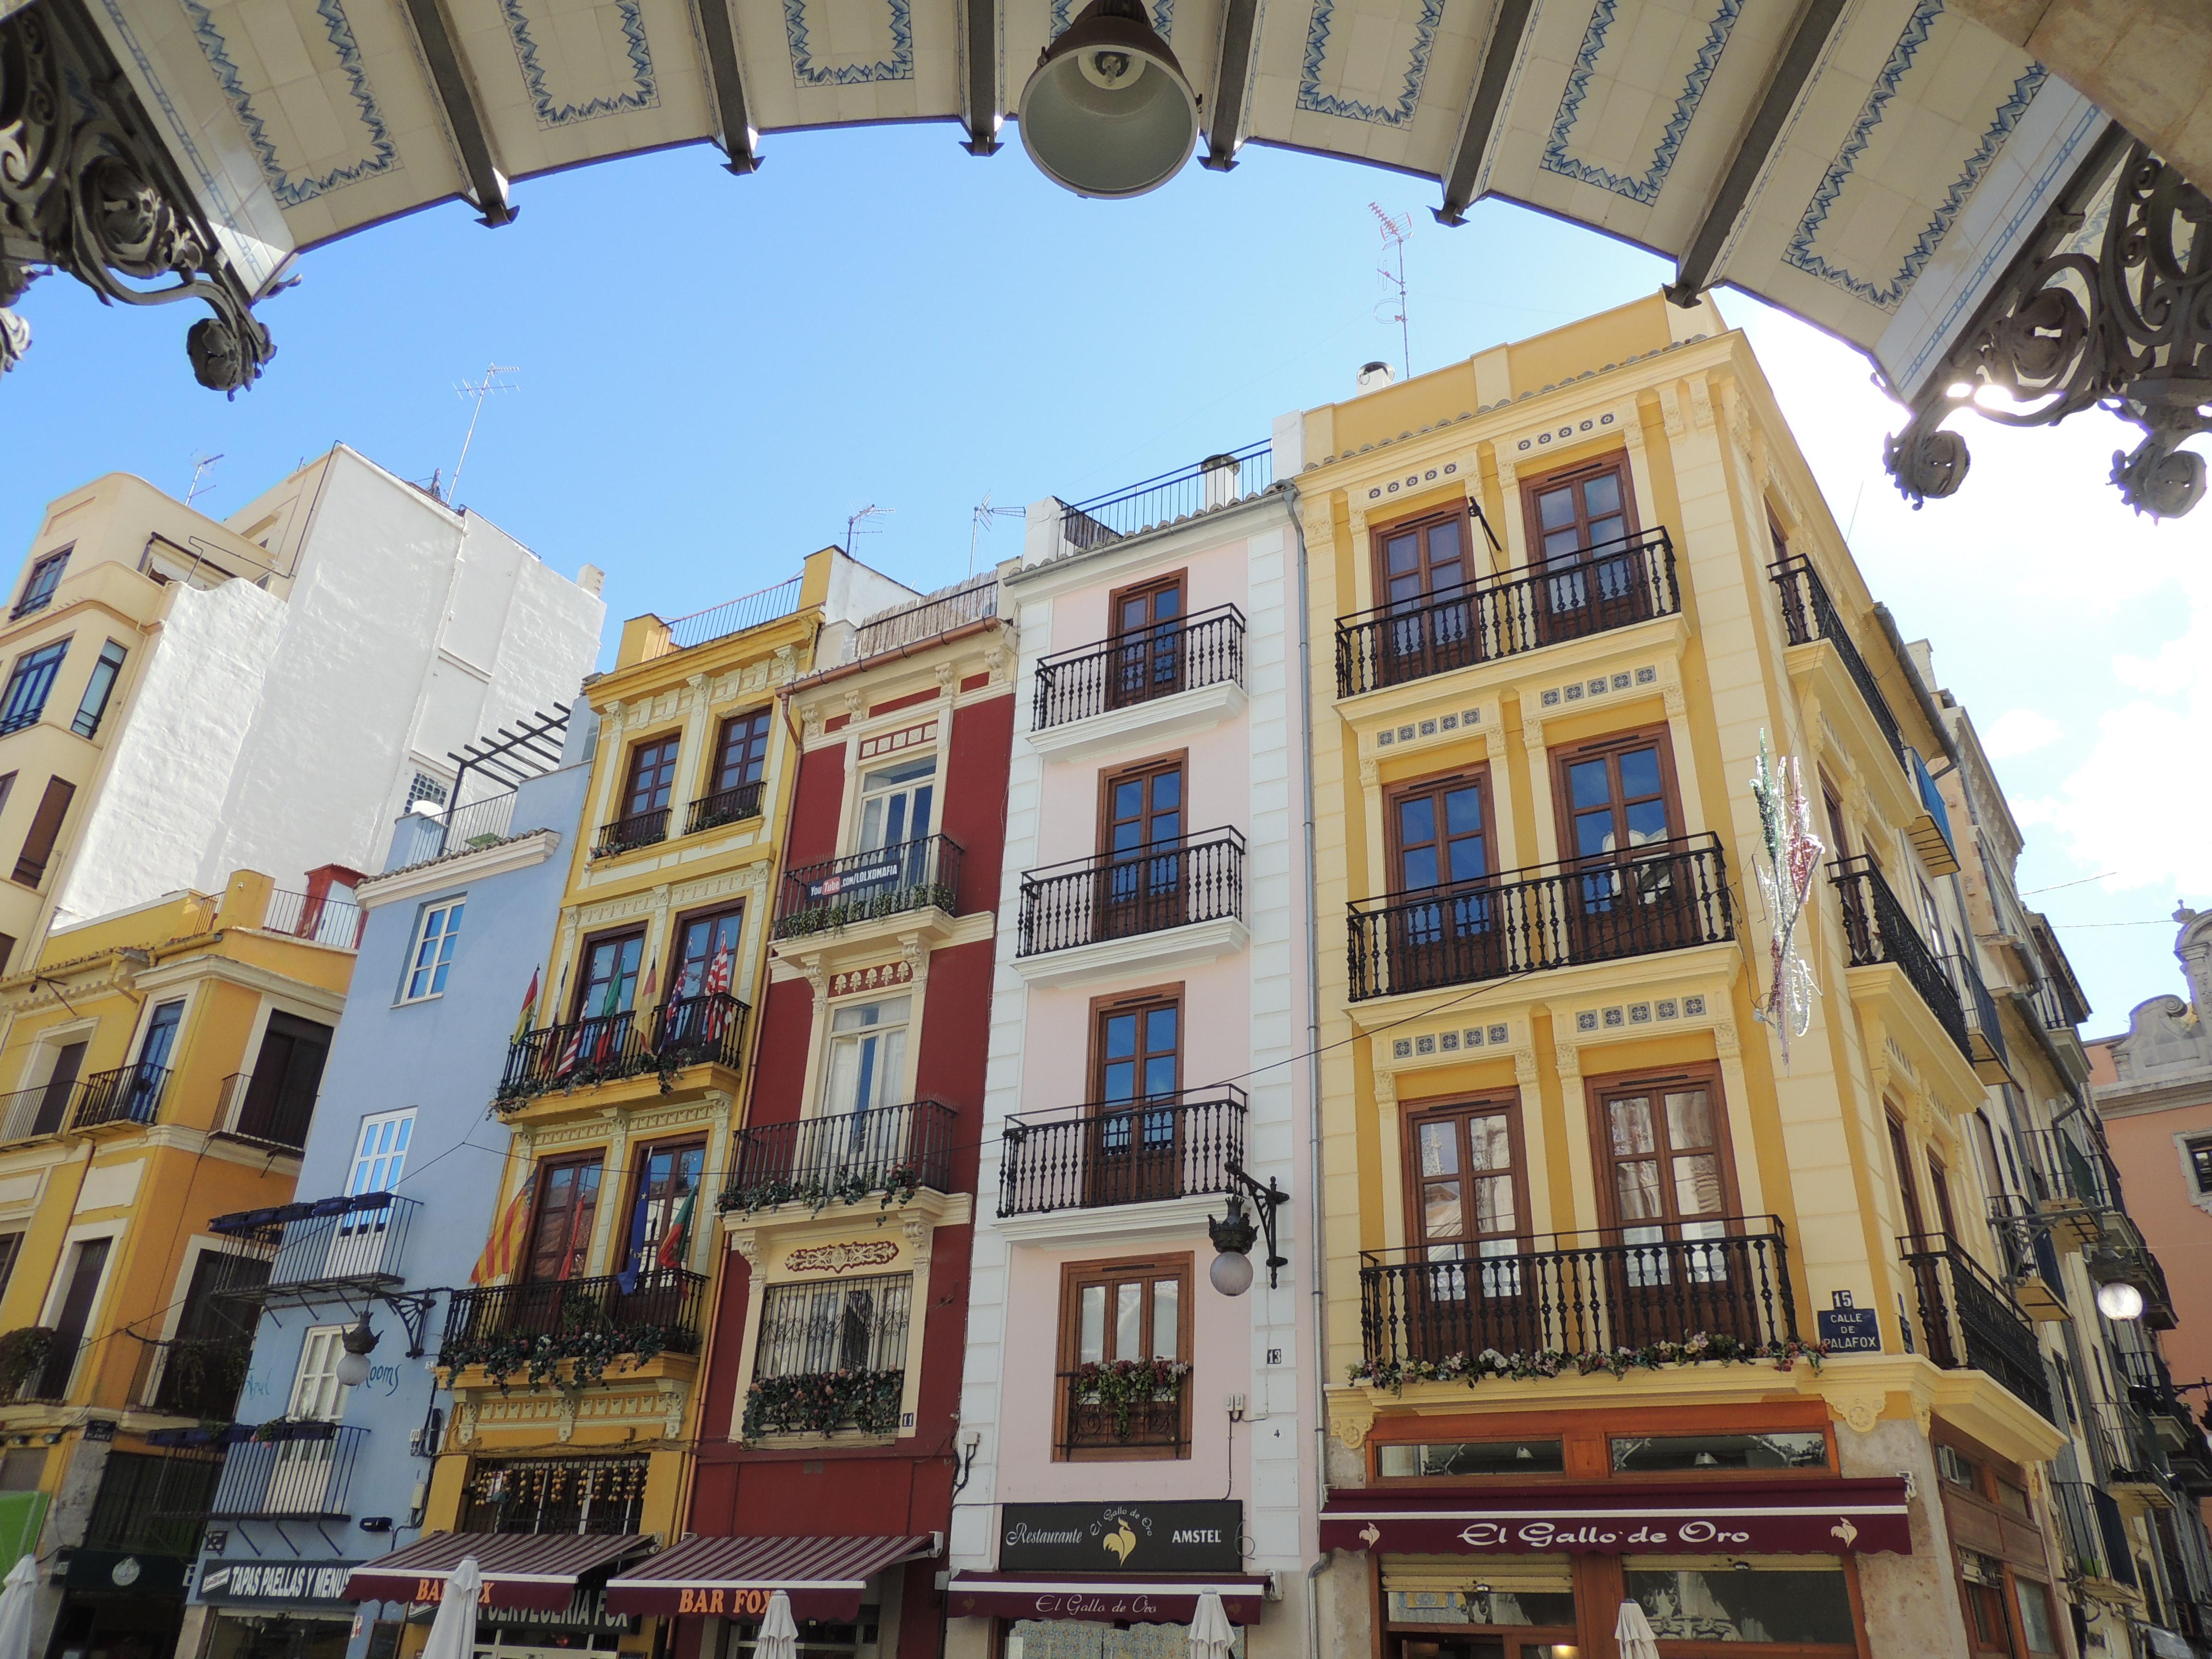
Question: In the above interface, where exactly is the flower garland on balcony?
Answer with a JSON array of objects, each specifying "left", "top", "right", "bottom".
[
  {"left": 740, "top": 1368, "right": 905, "bottom": 1441},
  {"left": 1348, "top": 1331, "right": 1829, "bottom": 1392},
  {"left": 1070, "top": 1358, "right": 1190, "bottom": 1440},
  {"left": 716, "top": 1163, "right": 923, "bottom": 1219},
  {"left": 439, "top": 1323, "right": 670, "bottom": 1392},
  {"left": 775, "top": 881, "right": 956, "bottom": 941}
]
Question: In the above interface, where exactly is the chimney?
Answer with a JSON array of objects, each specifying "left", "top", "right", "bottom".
[
  {"left": 1200, "top": 454, "right": 1241, "bottom": 509},
  {"left": 1356, "top": 361, "right": 1395, "bottom": 394},
  {"left": 577, "top": 563, "right": 606, "bottom": 597}
]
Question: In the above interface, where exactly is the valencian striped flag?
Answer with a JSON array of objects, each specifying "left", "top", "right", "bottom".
[{"left": 472, "top": 1183, "right": 534, "bottom": 1285}]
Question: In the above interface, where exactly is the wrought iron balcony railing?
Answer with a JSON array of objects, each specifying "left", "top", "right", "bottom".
[
  {"left": 206, "top": 1422, "right": 367, "bottom": 1520},
  {"left": 92, "top": 1447, "right": 223, "bottom": 1558},
  {"left": 1348, "top": 835, "right": 1732, "bottom": 1001},
  {"left": 499, "top": 1011, "right": 654, "bottom": 1098},
  {"left": 2049, "top": 1479, "right": 2137, "bottom": 1587},
  {"left": 1058, "top": 1367, "right": 1190, "bottom": 1458},
  {"left": 594, "top": 806, "right": 671, "bottom": 859},
  {"left": 1032, "top": 604, "right": 1246, "bottom": 731},
  {"left": 2092, "top": 1400, "right": 2166, "bottom": 1486},
  {"left": 216, "top": 1070, "right": 316, "bottom": 1151},
  {"left": 1769, "top": 556, "right": 1904, "bottom": 762},
  {"left": 142, "top": 1336, "right": 253, "bottom": 1421},
  {"left": 651, "top": 991, "right": 749, "bottom": 1074},
  {"left": 247, "top": 1194, "right": 419, "bottom": 1295},
  {"left": 0, "top": 1077, "right": 80, "bottom": 1143},
  {"left": 1897, "top": 1233, "right": 2053, "bottom": 1422},
  {"left": 774, "top": 834, "right": 962, "bottom": 939},
  {"left": 1058, "top": 441, "right": 1272, "bottom": 549},
  {"left": 2018, "top": 1126, "right": 2120, "bottom": 1213},
  {"left": 1018, "top": 828, "right": 1244, "bottom": 957},
  {"left": 1831, "top": 858, "right": 1970, "bottom": 1059},
  {"left": 440, "top": 1270, "right": 708, "bottom": 1376},
  {"left": 999, "top": 1087, "right": 1245, "bottom": 1218},
  {"left": 1359, "top": 1219, "right": 1797, "bottom": 1373},
  {"left": 261, "top": 889, "right": 366, "bottom": 949},
  {"left": 1336, "top": 528, "right": 1678, "bottom": 698},
  {"left": 72, "top": 1061, "right": 170, "bottom": 1131},
  {"left": 1948, "top": 953, "right": 2010, "bottom": 1076},
  {"left": 722, "top": 1098, "right": 956, "bottom": 1214},
  {"left": 686, "top": 779, "right": 765, "bottom": 835}
]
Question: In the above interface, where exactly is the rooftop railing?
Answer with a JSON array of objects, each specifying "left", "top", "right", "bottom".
[
  {"left": 1360, "top": 1219, "right": 1797, "bottom": 1372},
  {"left": 1018, "top": 828, "right": 1244, "bottom": 958},
  {"left": 999, "top": 1087, "right": 1246, "bottom": 1218},
  {"left": 395, "top": 792, "right": 520, "bottom": 865},
  {"left": 1831, "top": 857, "right": 1970, "bottom": 1059},
  {"left": 260, "top": 889, "right": 366, "bottom": 950},
  {"left": 1897, "top": 1232, "right": 2053, "bottom": 1422},
  {"left": 853, "top": 576, "right": 998, "bottom": 658},
  {"left": 1336, "top": 528, "right": 1679, "bottom": 697},
  {"left": 1769, "top": 556, "right": 1904, "bottom": 763},
  {"left": 722, "top": 1098, "right": 956, "bottom": 1214},
  {"left": 1033, "top": 604, "right": 1245, "bottom": 731},
  {"left": 645, "top": 577, "right": 805, "bottom": 659},
  {"left": 1059, "top": 441, "right": 1273, "bottom": 548},
  {"left": 1348, "top": 835, "right": 1733, "bottom": 1001},
  {"left": 774, "top": 834, "right": 962, "bottom": 939}
]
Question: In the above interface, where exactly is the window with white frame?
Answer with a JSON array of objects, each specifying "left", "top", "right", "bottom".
[
  {"left": 400, "top": 899, "right": 465, "bottom": 1002},
  {"left": 855, "top": 756, "right": 935, "bottom": 852},
  {"left": 820, "top": 997, "right": 909, "bottom": 1124},
  {"left": 264, "top": 1325, "right": 352, "bottom": 1514},
  {"left": 347, "top": 1110, "right": 414, "bottom": 1195}
]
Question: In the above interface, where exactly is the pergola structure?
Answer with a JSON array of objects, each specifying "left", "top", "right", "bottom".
[{"left": 0, "top": 0, "right": 2206, "bottom": 513}]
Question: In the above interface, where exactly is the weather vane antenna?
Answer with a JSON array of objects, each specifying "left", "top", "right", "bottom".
[
  {"left": 186, "top": 453, "right": 224, "bottom": 507},
  {"left": 449, "top": 362, "right": 520, "bottom": 505},
  {"left": 967, "top": 493, "right": 1023, "bottom": 577},
  {"left": 844, "top": 504, "right": 891, "bottom": 556},
  {"left": 1370, "top": 203, "right": 1413, "bottom": 381}
]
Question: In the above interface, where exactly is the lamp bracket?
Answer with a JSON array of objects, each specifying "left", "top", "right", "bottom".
[{"left": 1222, "top": 1160, "right": 1289, "bottom": 1289}]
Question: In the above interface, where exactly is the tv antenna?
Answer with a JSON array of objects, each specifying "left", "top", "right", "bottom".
[
  {"left": 1370, "top": 203, "right": 1413, "bottom": 381},
  {"left": 186, "top": 453, "right": 224, "bottom": 507},
  {"left": 449, "top": 362, "right": 520, "bottom": 505},
  {"left": 968, "top": 493, "right": 1022, "bottom": 576},
  {"left": 844, "top": 504, "right": 891, "bottom": 555}
]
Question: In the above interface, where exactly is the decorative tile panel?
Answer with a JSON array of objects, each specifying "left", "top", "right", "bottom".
[
  {"left": 784, "top": 0, "right": 915, "bottom": 85},
  {"left": 1296, "top": 0, "right": 1446, "bottom": 128},
  {"left": 499, "top": 0, "right": 661, "bottom": 125},
  {"left": 1540, "top": 0, "right": 1743, "bottom": 205},
  {"left": 178, "top": 0, "right": 397, "bottom": 204},
  {"left": 1049, "top": 0, "right": 1172, "bottom": 39}
]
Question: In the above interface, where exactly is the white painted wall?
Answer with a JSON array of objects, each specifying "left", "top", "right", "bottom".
[{"left": 48, "top": 446, "right": 604, "bottom": 929}]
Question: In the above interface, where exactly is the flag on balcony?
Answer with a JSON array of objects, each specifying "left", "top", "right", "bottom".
[
  {"left": 471, "top": 1184, "right": 533, "bottom": 1285},
  {"left": 704, "top": 943, "right": 731, "bottom": 998},
  {"left": 656, "top": 1189, "right": 696, "bottom": 1271},
  {"left": 639, "top": 958, "right": 658, "bottom": 1009},
  {"left": 512, "top": 966, "right": 540, "bottom": 1045}
]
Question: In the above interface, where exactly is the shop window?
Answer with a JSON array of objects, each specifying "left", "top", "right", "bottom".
[
  {"left": 459, "top": 1454, "right": 648, "bottom": 1535},
  {"left": 1623, "top": 1557, "right": 1855, "bottom": 1647},
  {"left": 1004, "top": 1620, "right": 1238, "bottom": 1659},
  {"left": 1382, "top": 1555, "right": 1575, "bottom": 1646},
  {"left": 1057, "top": 1255, "right": 1191, "bottom": 1459},
  {"left": 1610, "top": 1430, "right": 1827, "bottom": 1473},
  {"left": 1378, "top": 1440, "right": 1563, "bottom": 1479}
]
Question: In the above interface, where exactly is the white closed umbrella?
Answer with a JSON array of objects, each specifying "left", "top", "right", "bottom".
[
  {"left": 421, "top": 1558, "right": 481, "bottom": 1659},
  {"left": 1188, "top": 1589, "right": 1235, "bottom": 1659},
  {"left": 0, "top": 1555, "right": 37, "bottom": 1659},
  {"left": 1615, "top": 1599, "right": 1661, "bottom": 1659},
  {"left": 757, "top": 1589, "right": 799, "bottom": 1659}
]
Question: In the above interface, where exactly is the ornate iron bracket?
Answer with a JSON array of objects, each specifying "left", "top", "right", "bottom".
[
  {"left": 1, "top": 0, "right": 276, "bottom": 391},
  {"left": 1209, "top": 1159, "right": 1290, "bottom": 1289},
  {"left": 355, "top": 1289, "right": 440, "bottom": 1358},
  {"left": 1884, "top": 125, "right": 2210, "bottom": 519}
]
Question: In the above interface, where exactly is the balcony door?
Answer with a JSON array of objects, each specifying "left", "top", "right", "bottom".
[
  {"left": 1554, "top": 730, "right": 1690, "bottom": 961},
  {"left": 1098, "top": 757, "right": 1184, "bottom": 939},
  {"left": 330, "top": 1109, "right": 411, "bottom": 1279},
  {"left": 1403, "top": 1099, "right": 1532, "bottom": 1353},
  {"left": 1383, "top": 771, "right": 1497, "bottom": 991},
  {"left": 1089, "top": 993, "right": 1181, "bottom": 1206},
  {"left": 1593, "top": 1072, "right": 1749, "bottom": 1346},
  {"left": 526, "top": 1156, "right": 603, "bottom": 1286},
  {"left": 30, "top": 1237, "right": 107, "bottom": 1400},
  {"left": 268, "top": 1326, "right": 349, "bottom": 1513},
  {"left": 714, "top": 709, "right": 771, "bottom": 795},
  {"left": 624, "top": 736, "right": 679, "bottom": 820},
  {"left": 239, "top": 1012, "right": 333, "bottom": 1146},
  {"left": 30, "top": 1039, "right": 83, "bottom": 1136},
  {"left": 1108, "top": 575, "right": 1185, "bottom": 708},
  {"left": 621, "top": 1140, "right": 704, "bottom": 1324},
  {"left": 819, "top": 996, "right": 912, "bottom": 1183},
  {"left": 662, "top": 906, "right": 743, "bottom": 1054},
  {"left": 572, "top": 929, "right": 644, "bottom": 1022},
  {"left": 1524, "top": 457, "right": 1644, "bottom": 642},
  {"left": 856, "top": 755, "right": 938, "bottom": 900},
  {"left": 1372, "top": 510, "right": 1473, "bottom": 682},
  {"left": 126, "top": 999, "right": 183, "bottom": 1121}
]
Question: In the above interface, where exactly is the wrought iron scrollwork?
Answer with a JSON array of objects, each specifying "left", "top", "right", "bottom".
[
  {"left": 0, "top": 0, "right": 274, "bottom": 391},
  {"left": 1886, "top": 132, "right": 2210, "bottom": 519}
]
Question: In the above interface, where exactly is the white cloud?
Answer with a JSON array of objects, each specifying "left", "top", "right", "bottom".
[
  {"left": 2019, "top": 701, "right": 2212, "bottom": 896},
  {"left": 1979, "top": 709, "right": 2065, "bottom": 759}
]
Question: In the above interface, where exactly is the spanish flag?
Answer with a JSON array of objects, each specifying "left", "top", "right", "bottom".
[
  {"left": 513, "top": 965, "right": 541, "bottom": 1043},
  {"left": 472, "top": 1183, "right": 534, "bottom": 1286}
]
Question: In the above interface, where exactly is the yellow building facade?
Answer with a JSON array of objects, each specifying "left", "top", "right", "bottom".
[
  {"left": 0, "top": 868, "right": 357, "bottom": 1659},
  {"left": 1300, "top": 297, "right": 2082, "bottom": 1659}
]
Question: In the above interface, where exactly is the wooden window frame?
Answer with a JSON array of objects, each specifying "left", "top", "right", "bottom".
[
  {"left": 662, "top": 902, "right": 745, "bottom": 1003},
  {"left": 1096, "top": 752, "right": 1189, "bottom": 856},
  {"left": 711, "top": 709, "right": 772, "bottom": 795},
  {"left": 620, "top": 1135, "right": 707, "bottom": 1275},
  {"left": 1054, "top": 1252, "right": 1194, "bottom": 1462},
  {"left": 1107, "top": 572, "right": 1186, "bottom": 638},
  {"left": 1384, "top": 763, "right": 1499, "bottom": 895},
  {"left": 1518, "top": 452, "right": 1640, "bottom": 566},
  {"left": 571, "top": 924, "right": 648, "bottom": 1020},
  {"left": 1399, "top": 1090, "right": 1530, "bottom": 1260},
  {"left": 525, "top": 1153, "right": 605, "bottom": 1284},
  {"left": 1368, "top": 504, "right": 1475, "bottom": 608},
  {"left": 1819, "top": 772, "right": 1851, "bottom": 861},
  {"left": 1549, "top": 722, "right": 1686, "bottom": 866},
  {"left": 12, "top": 775, "right": 74, "bottom": 887},
  {"left": 1887, "top": 1112, "right": 1929, "bottom": 1242},
  {"left": 622, "top": 733, "right": 682, "bottom": 818},
  {"left": 1086, "top": 983, "right": 1184, "bottom": 1104},
  {"left": 1584, "top": 1062, "right": 1743, "bottom": 1235}
]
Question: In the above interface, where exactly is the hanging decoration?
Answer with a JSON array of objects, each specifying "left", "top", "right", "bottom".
[{"left": 1747, "top": 732, "right": 1823, "bottom": 1065}]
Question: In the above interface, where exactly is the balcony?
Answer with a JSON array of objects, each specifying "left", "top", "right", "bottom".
[
  {"left": 1831, "top": 857, "right": 1971, "bottom": 1060},
  {"left": 261, "top": 888, "right": 367, "bottom": 950},
  {"left": 743, "top": 1274, "right": 911, "bottom": 1440},
  {"left": 2092, "top": 1400, "right": 2169, "bottom": 1493},
  {"left": 91, "top": 1447, "right": 224, "bottom": 1559},
  {"left": 999, "top": 1087, "right": 1245, "bottom": 1219},
  {"left": 1336, "top": 528, "right": 1679, "bottom": 699},
  {"left": 72, "top": 1061, "right": 169, "bottom": 1132},
  {"left": 641, "top": 576, "right": 805, "bottom": 661},
  {"left": 496, "top": 994, "right": 752, "bottom": 1106},
  {"left": 209, "top": 1193, "right": 420, "bottom": 1299},
  {"left": 1948, "top": 955, "right": 2011, "bottom": 1082},
  {"left": 1031, "top": 605, "right": 1246, "bottom": 754},
  {"left": 1058, "top": 441, "right": 1273, "bottom": 550},
  {"left": 1984, "top": 1193, "right": 2069, "bottom": 1320},
  {"left": 774, "top": 834, "right": 962, "bottom": 940},
  {"left": 1904, "top": 747, "right": 1961, "bottom": 876},
  {"left": 594, "top": 806, "right": 671, "bottom": 860},
  {"left": 1347, "top": 835, "right": 1732, "bottom": 1002},
  {"left": 1769, "top": 556, "right": 1903, "bottom": 763},
  {"left": 1016, "top": 830, "right": 1245, "bottom": 984},
  {"left": 685, "top": 779, "right": 764, "bottom": 835},
  {"left": 15, "top": 1333, "right": 84, "bottom": 1404},
  {"left": 721, "top": 1098, "right": 955, "bottom": 1215},
  {"left": 205, "top": 1422, "right": 367, "bottom": 1520},
  {"left": 1897, "top": 1233, "right": 2054, "bottom": 1422},
  {"left": 1058, "top": 1364, "right": 1190, "bottom": 1458},
  {"left": 440, "top": 1270, "right": 707, "bottom": 1386},
  {"left": 214, "top": 1070, "right": 315, "bottom": 1152},
  {"left": 2050, "top": 1479, "right": 2139, "bottom": 1588},
  {"left": 0, "top": 1076, "right": 81, "bottom": 1143},
  {"left": 140, "top": 1336, "right": 253, "bottom": 1421}
]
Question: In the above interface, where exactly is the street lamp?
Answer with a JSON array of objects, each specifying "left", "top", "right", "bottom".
[
  {"left": 1017, "top": 0, "right": 1199, "bottom": 198},
  {"left": 2087, "top": 1250, "right": 2147, "bottom": 1322},
  {"left": 336, "top": 1313, "right": 380, "bottom": 1386},
  {"left": 1207, "top": 1162, "right": 1288, "bottom": 1297}
]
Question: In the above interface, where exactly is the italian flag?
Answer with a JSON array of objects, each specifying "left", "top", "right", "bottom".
[{"left": 657, "top": 1189, "right": 696, "bottom": 1271}]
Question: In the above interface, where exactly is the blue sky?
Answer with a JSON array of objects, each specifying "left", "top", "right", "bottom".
[{"left": 1, "top": 124, "right": 2200, "bottom": 1031}]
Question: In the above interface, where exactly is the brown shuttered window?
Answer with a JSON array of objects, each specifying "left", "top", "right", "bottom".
[{"left": 12, "top": 777, "right": 74, "bottom": 886}]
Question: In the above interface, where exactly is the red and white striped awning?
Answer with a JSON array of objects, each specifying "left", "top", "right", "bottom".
[
  {"left": 345, "top": 1532, "right": 651, "bottom": 1611},
  {"left": 606, "top": 1535, "right": 935, "bottom": 1620}
]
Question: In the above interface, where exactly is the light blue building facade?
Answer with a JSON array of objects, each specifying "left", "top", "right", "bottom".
[{"left": 179, "top": 713, "right": 597, "bottom": 1659}]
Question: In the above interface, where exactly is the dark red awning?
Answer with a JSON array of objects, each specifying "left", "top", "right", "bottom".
[
  {"left": 1320, "top": 1478, "right": 1912, "bottom": 1557},
  {"left": 345, "top": 1532, "right": 650, "bottom": 1611},
  {"left": 606, "top": 1536, "right": 934, "bottom": 1620},
  {"left": 946, "top": 1572, "right": 1272, "bottom": 1625}
]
